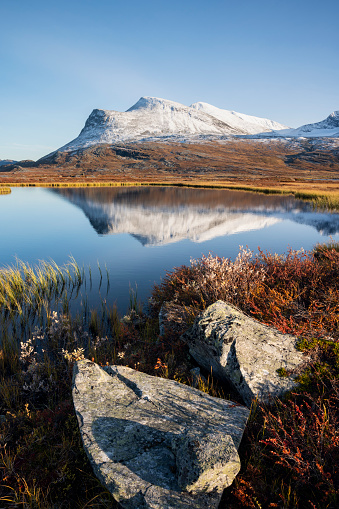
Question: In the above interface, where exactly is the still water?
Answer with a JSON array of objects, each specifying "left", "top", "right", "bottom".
[{"left": 1, "top": 186, "right": 339, "bottom": 313}]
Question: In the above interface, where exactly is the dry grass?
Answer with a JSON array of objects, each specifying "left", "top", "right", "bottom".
[
  {"left": 0, "top": 138, "right": 338, "bottom": 212},
  {"left": 1, "top": 181, "right": 339, "bottom": 211}
]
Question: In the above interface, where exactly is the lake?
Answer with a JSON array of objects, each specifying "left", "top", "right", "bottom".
[{"left": 1, "top": 186, "right": 339, "bottom": 313}]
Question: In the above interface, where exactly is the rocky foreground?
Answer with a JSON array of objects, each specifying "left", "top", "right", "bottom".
[{"left": 73, "top": 302, "right": 308, "bottom": 509}]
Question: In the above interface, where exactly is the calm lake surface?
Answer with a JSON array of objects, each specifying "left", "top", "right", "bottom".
[{"left": 1, "top": 186, "right": 339, "bottom": 313}]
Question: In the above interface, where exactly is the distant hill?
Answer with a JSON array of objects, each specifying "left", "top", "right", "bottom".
[
  {"left": 0, "top": 159, "right": 17, "bottom": 166},
  {"left": 1, "top": 98, "right": 338, "bottom": 184},
  {"left": 273, "top": 111, "right": 339, "bottom": 138}
]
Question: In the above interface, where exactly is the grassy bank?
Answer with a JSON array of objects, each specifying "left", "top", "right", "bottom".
[
  {"left": 1, "top": 181, "right": 339, "bottom": 210},
  {"left": 0, "top": 244, "right": 339, "bottom": 508}
]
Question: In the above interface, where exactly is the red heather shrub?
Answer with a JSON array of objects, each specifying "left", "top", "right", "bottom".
[
  {"left": 261, "top": 393, "right": 338, "bottom": 504},
  {"left": 250, "top": 246, "right": 339, "bottom": 340},
  {"left": 152, "top": 244, "right": 339, "bottom": 508},
  {"left": 152, "top": 245, "right": 339, "bottom": 342},
  {"left": 151, "top": 247, "right": 265, "bottom": 313},
  {"left": 226, "top": 374, "right": 339, "bottom": 509}
]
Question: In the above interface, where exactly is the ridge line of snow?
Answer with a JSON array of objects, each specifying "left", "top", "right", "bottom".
[{"left": 40, "top": 97, "right": 339, "bottom": 159}]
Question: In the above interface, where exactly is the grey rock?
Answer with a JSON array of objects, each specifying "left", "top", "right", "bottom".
[
  {"left": 72, "top": 359, "right": 249, "bottom": 508},
  {"left": 182, "top": 301, "right": 308, "bottom": 406}
]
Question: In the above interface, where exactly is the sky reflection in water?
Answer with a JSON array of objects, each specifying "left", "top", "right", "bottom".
[{"left": 0, "top": 186, "right": 338, "bottom": 313}]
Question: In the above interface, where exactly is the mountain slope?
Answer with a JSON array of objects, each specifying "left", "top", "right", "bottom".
[
  {"left": 56, "top": 97, "right": 240, "bottom": 153},
  {"left": 271, "top": 111, "right": 339, "bottom": 138},
  {"left": 38, "top": 98, "right": 339, "bottom": 161},
  {"left": 51, "top": 97, "right": 289, "bottom": 155},
  {"left": 190, "top": 102, "right": 288, "bottom": 134}
]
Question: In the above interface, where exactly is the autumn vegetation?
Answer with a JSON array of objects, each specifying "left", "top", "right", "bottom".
[
  {"left": 0, "top": 242, "right": 338, "bottom": 507},
  {"left": 152, "top": 243, "right": 339, "bottom": 508}
]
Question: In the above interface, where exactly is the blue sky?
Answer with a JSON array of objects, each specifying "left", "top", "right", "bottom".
[{"left": 1, "top": 0, "right": 338, "bottom": 161}]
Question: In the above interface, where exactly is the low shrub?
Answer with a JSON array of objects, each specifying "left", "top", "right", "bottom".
[
  {"left": 150, "top": 244, "right": 339, "bottom": 507},
  {"left": 223, "top": 342, "right": 339, "bottom": 508},
  {"left": 151, "top": 244, "right": 339, "bottom": 343}
]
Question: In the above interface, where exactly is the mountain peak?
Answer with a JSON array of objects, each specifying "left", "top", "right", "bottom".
[
  {"left": 281, "top": 110, "right": 339, "bottom": 137},
  {"left": 126, "top": 96, "right": 186, "bottom": 112},
  {"left": 43, "top": 98, "right": 339, "bottom": 157},
  {"left": 329, "top": 111, "right": 339, "bottom": 120}
]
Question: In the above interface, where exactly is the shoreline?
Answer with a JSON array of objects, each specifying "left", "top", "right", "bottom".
[{"left": 1, "top": 179, "right": 339, "bottom": 210}]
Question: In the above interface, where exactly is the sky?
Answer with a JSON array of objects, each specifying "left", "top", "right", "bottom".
[{"left": 0, "top": 0, "right": 338, "bottom": 161}]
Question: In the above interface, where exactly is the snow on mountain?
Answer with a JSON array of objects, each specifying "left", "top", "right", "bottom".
[
  {"left": 190, "top": 102, "right": 289, "bottom": 134},
  {"left": 270, "top": 111, "right": 339, "bottom": 138},
  {"left": 51, "top": 97, "right": 290, "bottom": 154},
  {"left": 56, "top": 97, "right": 240, "bottom": 153},
  {"left": 42, "top": 98, "right": 339, "bottom": 157}
]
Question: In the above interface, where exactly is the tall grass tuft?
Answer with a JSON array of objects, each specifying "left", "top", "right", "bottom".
[
  {"left": 0, "top": 259, "right": 122, "bottom": 508},
  {"left": 0, "top": 258, "right": 83, "bottom": 321}
]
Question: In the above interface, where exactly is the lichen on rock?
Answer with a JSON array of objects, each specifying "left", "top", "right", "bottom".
[
  {"left": 182, "top": 300, "right": 308, "bottom": 406},
  {"left": 72, "top": 359, "right": 249, "bottom": 508}
]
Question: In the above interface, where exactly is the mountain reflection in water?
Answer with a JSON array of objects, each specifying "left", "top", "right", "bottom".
[{"left": 52, "top": 187, "right": 339, "bottom": 246}]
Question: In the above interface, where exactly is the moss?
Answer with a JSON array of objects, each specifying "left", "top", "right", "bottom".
[
  {"left": 295, "top": 336, "right": 320, "bottom": 352},
  {"left": 276, "top": 367, "right": 288, "bottom": 377}
]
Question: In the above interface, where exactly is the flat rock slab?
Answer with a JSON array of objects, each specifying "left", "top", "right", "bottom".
[
  {"left": 182, "top": 301, "right": 308, "bottom": 407},
  {"left": 72, "top": 360, "right": 249, "bottom": 509}
]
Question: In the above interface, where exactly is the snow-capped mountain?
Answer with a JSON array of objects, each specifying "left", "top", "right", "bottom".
[
  {"left": 190, "top": 102, "right": 288, "bottom": 135},
  {"left": 41, "top": 97, "right": 339, "bottom": 158},
  {"left": 51, "top": 97, "right": 289, "bottom": 154},
  {"left": 270, "top": 111, "right": 339, "bottom": 138}
]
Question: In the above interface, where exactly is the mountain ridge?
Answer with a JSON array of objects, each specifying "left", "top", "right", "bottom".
[
  {"left": 190, "top": 101, "right": 288, "bottom": 135},
  {"left": 274, "top": 111, "right": 339, "bottom": 138},
  {"left": 41, "top": 97, "right": 338, "bottom": 160},
  {"left": 47, "top": 97, "right": 290, "bottom": 157}
]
